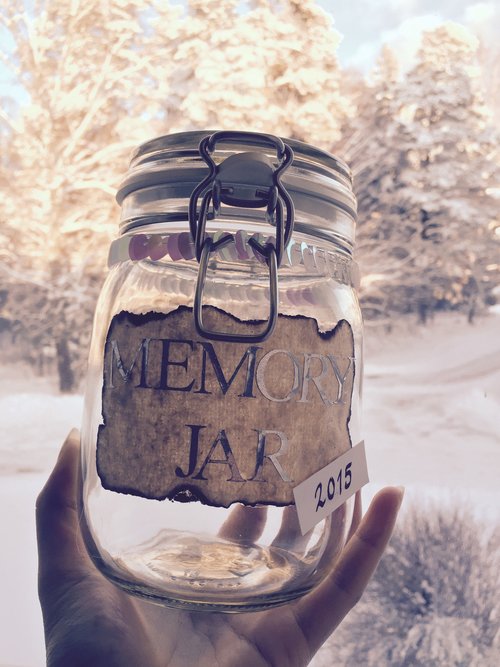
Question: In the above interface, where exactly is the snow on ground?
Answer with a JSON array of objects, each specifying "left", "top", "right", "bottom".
[
  {"left": 362, "top": 310, "right": 500, "bottom": 519},
  {"left": 0, "top": 387, "right": 83, "bottom": 475},
  {"left": 0, "top": 371, "right": 83, "bottom": 667},
  {"left": 1, "top": 311, "right": 499, "bottom": 666}
]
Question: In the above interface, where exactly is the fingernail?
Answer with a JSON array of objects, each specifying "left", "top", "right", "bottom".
[
  {"left": 395, "top": 486, "right": 405, "bottom": 507},
  {"left": 67, "top": 428, "right": 80, "bottom": 441},
  {"left": 59, "top": 429, "right": 80, "bottom": 459}
]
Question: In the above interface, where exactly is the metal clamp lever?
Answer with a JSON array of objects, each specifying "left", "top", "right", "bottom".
[
  {"left": 189, "top": 131, "right": 294, "bottom": 344},
  {"left": 194, "top": 237, "right": 278, "bottom": 343}
]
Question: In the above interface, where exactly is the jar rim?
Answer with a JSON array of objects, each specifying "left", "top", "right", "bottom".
[
  {"left": 117, "top": 130, "right": 357, "bottom": 247},
  {"left": 129, "top": 130, "right": 353, "bottom": 182}
]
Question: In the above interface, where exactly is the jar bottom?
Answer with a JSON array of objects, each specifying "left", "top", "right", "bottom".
[{"left": 95, "top": 529, "right": 321, "bottom": 612}]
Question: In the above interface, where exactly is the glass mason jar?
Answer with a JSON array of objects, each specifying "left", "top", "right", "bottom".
[{"left": 81, "top": 130, "right": 362, "bottom": 612}]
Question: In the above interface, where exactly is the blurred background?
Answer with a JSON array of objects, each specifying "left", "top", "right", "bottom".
[{"left": 0, "top": 1, "right": 499, "bottom": 665}]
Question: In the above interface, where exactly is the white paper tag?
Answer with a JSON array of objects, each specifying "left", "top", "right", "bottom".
[{"left": 293, "top": 441, "right": 369, "bottom": 535}]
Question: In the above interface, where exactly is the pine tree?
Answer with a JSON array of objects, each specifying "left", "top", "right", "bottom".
[
  {"left": 398, "top": 23, "right": 499, "bottom": 320},
  {"left": 339, "top": 45, "right": 414, "bottom": 322},
  {"left": 343, "top": 24, "right": 499, "bottom": 323}
]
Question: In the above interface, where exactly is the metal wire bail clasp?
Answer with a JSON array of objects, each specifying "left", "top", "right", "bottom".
[{"left": 188, "top": 131, "right": 295, "bottom": 343}]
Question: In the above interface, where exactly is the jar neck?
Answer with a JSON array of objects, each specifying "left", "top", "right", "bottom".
[
  {"left": 107, "top": 225, "right": 359, "bottom": 290},
  {"left": 118, "top": 193, "right": 356, "bottom": 255}
]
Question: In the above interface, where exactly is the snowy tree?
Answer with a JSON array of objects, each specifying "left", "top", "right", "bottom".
[
  {"left": 398, "top": 23, "right": 499, "bottom": 318},
  {"left": 1, "top": 0, "right": 350, "bottom": 389},
  {"left": 339, "top": 45, "right": 416, "bottom": 323},
  {"left": 0, "top": 0, "right": 179, "bottom": 274},
  {"left": 342, "top": 24, "right": 500, "bottom": 323},
  {"left": 0, "top": 0, "right": 184, "bottom": 389},
  {"left": 156, "top": 0, "right": 350, "bottom": 147},
  {"left": 325, "top": 504, "right": 500, "bottom": 666}
]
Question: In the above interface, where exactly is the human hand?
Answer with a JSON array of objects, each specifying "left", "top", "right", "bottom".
[{"left": 36, "top": 430, "right": 403, "bottom": 667}]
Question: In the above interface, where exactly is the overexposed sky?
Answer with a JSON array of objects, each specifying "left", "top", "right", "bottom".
[{"left": 318, "top": 0, "right": 500, "bottom": 72}]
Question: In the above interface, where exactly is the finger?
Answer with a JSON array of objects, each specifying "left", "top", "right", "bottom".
[
  {"left": 218, "top": 504, "right": 268, "bottom": 543},
  {"left": 270, "top": 506, "right": 308, "bottom": 552},
  {"left": 36, "top": 429, "right": 91, "bottom": 597},
  {"left": 295, "top": 486, "right": 404, "bottom": 653},
  {"left": 347, "top": 490, "right": 362, "bottom": 542}
]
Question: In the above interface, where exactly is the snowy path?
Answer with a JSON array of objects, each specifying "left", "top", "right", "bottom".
[{"left": 1, "top": 311, "right": 499, "bottom": 666}]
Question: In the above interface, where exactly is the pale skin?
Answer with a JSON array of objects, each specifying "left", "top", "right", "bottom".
[{"left": 36, "top": 430, "right": 403, "bottom": 667}]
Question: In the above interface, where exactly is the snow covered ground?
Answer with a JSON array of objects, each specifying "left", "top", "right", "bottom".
[
  {"left": 362, "top": 310, "right": 500, "bottom": 519},
  {"left": 1, "top": 311, "right": 499, "bottom": 666}
]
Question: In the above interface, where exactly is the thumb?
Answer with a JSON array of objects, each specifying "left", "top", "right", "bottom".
[{"left": 36, "top": 429, "right": 91, "bottom": 599}]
